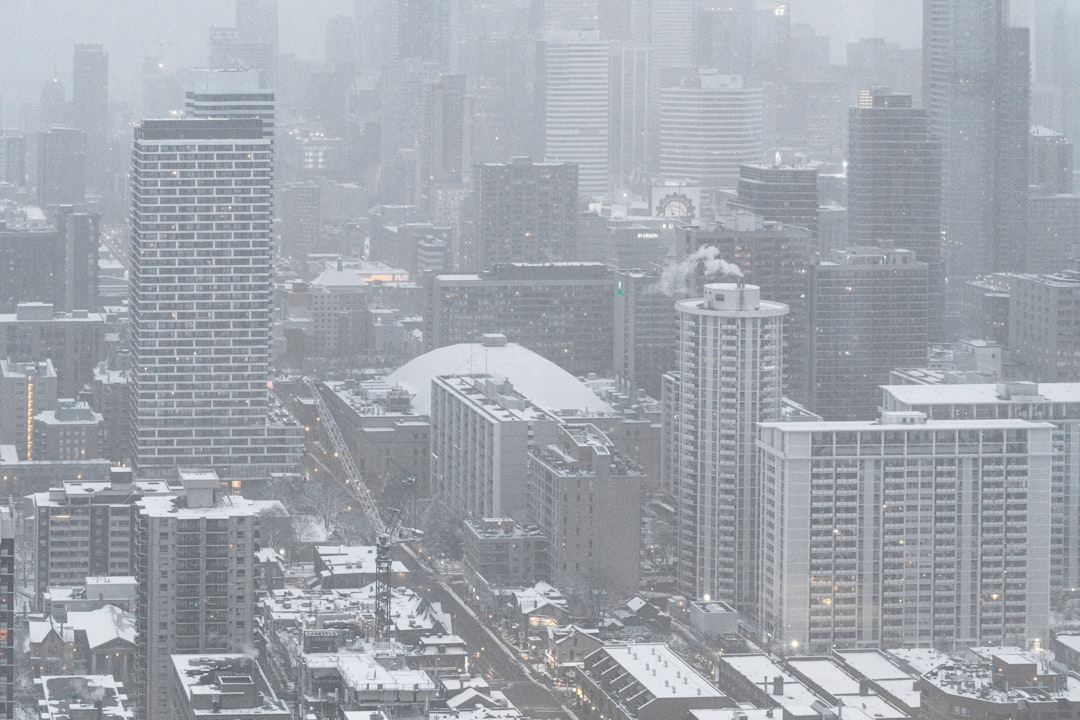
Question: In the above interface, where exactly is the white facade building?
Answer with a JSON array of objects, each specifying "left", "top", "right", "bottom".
[
  {"left": 758, "top": 411, "right": 1053, "bottom": 654},
  {"left": 430, "top": 374, "right": 560, "bottom": 520},
  {"left": 128, "top": 118, "right": 300, "bottom": 477},
  {"left": 882, "top": 381, "right": 1080, "bottom": 603},
  {"left": 537, "top": 31, "right": 610, "bottom": 198},
  {"left": 665, "top": 283, "right": 786, "bottom": 611},
  {"left": 659, "top": 71, "right": 763, "bottom": 189}
]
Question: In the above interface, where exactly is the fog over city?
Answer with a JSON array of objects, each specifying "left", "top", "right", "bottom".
[{"left": 3, "top": 1, "right": 1080, "bottom": 719}]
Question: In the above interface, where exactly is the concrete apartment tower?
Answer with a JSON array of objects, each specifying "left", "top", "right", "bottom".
[
  {"left": 127, "top": 118, "right": 300, "bottom": 477},
  {"left": 132, "top": 470, "right": 283, "bottom": 717},
  {"left": 664, "top": 282, "right": 786, "bottom": 613}
]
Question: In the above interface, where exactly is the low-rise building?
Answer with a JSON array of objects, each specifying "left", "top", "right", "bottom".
[
  {"left": 314, "top": 545, "right": 408, "bottom": 589},
  {"left": 576, "top": 643, "right": 733, "bottom": 720},
  {"left": 43, "top": 575, "right": 138, "bottom": 616},
  {"left": 29, "top": 605, "right": 136, "bottom": 686},
  {"left": 32, "top": 399, "right": 105, "bottom": 461},
  {"left": 463, "top": 518, "right": 549, "bottom": 601},
  {"left": 921, "top": 648, "right": 1080, "bottom": 720},
  {"left": 171, "top": 654, "right": 290, "bottom": 720},
  {"left": 37, "top": 675, "right": 132, "bottom": 720}
]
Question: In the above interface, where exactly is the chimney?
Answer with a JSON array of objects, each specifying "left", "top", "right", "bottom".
[{"left": 773, "top": 675, "right": 785, "bottom": 695}]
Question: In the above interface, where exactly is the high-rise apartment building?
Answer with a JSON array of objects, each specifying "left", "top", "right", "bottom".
[
  {"left": 25, "top": 469, "right": 154, "bottom": 603},
  {"left": 429, "top": 374, "right": 560, "bottom": 520},
  {"left": 278, "top": 181, "right": 320, "bottom": 259},
  {"left": 37, "top": 127, "right": 86, "bottom": 207},
  {"left": 0, "top": 303, "right": 105, "bottom": 398},
  {"left": 732, "top": 164, "right": 818, "bottom": 236},
  {"left": 612, "top": 267, "right": 677, "bottom": 399},
  {"left": 425, "top": 263, "right": 614, "bottom": 376},
  {"left": 471, "top": 158, "right": 578, "bottom": 269},
  {"left": 923, "top": 0, "right": 1030, "bottom": 279},
  {"left": 528, "top": 423, "right": 642, "bottom": 599},
  {"left": 128, "top": 119, "right": 300, "bottom": 477},
  {"left": 51, "top": 206, "right": 100, "bottom": 312},
  {"left": 809, "top": 248, "right": 928, "bottom": 421},
  {"left": 132, "top": 471, "right": 282, "bottom": 718},
  {"left": 0, "top": 359, "right": 57, "bottom": 461},
  {"left": 848, "top": 90, "right": 943, "bottom": 338},
  {"left": 665, "top": 283, "right": 786, "bottom": 610},
  {"left": 0, "top": 507, "right": 11, "bottom": 720},
  {"left": 686, "top": 215, "right": 814, "bottom": 404},
  {"left": 1026, "top": 189, "right": 1080, "bottom": 274},
  {"left": 759, "top": 411, "right": 1052, "bottom": 653},
  {"left": 659, "top": 70, "right": 764, "bottom": 189},
  {"left": 536, "top": 31, "right": 610, "bottom": 198},
  {"left": 883, "top": 380, "right": 1080, "bottom": 604},
  {"left": 1009, "top": 270, "right": 1080, "bottom": 382},
  {"left": 71, "top": 43, "right": 108, "bottom": 195},
  {"left": 0, "top": 208, "right": 64, "bottom": 312}
]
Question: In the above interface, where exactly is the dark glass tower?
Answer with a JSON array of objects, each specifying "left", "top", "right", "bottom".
[
  {"left": 848, "top": 90, "right": 943, "bottom": 339},
  {"left": 923, "top": 0, "right": 1030, "bottom": 279}
]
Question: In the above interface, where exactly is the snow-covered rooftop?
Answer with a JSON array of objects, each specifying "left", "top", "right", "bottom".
[
  {"left": 884, "top": 382, "right": 1080, "bottom": 407},
  {"left": 39, "top": 675, "right": 133, "bottom": 720},
  {"left": 386, "top": 342, "right": 614, "bottom": 416},
  {"left": 720, "top": 654, "right": 821, "bottom": 710},
  {"left": 598, "top": 643, "right": 725, "bottom": 700},
  {"left": 137, "top": 494, "right": 283, "bottom": 519}
]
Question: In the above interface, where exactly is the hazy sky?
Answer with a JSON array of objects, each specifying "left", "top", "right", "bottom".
[
  {"left": 0, "top": 0, "right": 1024, "bottom": 124},
  {"left": 0, "top": 0, "right": 351, "bottom": 123}
]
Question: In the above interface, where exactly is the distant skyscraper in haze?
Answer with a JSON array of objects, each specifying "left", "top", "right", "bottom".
[
  {"left": 809, "top": 248, "right": 929, "bottom": 421},
  {"left": 536, "top": 31, "right": 610, "bottom": 198},
  {"left": 209, "top": 0, "right": 278, "bottom": 85},
  {"left": 923, "top": 0, "right": 1030, "bottom": 279},
  {"left": 659, "top": 70, "right": 764, "bottom": 190},
  {"left": 537, "top": 0, "right": 600, "bottom": 32},
  {"left": 128, "top": 119, "right": 300, "bottom": 477},
  {"left": 648, "top": 0, "right": 695, "bottom": 71},
  {"left": 695, "top": 2, "right": 754, "bottom": 77},
  {"left": 1, "top": 135, "right": 26, "bottom": 188},
  {"left": 610, "top": 45, "right": 653, "bottom": 189},
  {"left": 37, "top": 127, "right": 86, "bottom": 206},
  {"left": 665, "top": 283, "right": 786, "bottom": 611},
  {"left": 39, "top": 77, "right": 68, "bottom": 129},
  {"left": 185, "top": 68, "right": 275, "bottom": 141},
  {"left": 848, "top": 90, "right": 943, "bottom": 338},
  {"left": 472, "top": 158, "right": 578, "bottom": 269},
  {"left": 732, "top": 164, "right": 818, "bottom": 235},
  {"left": 71, "top": 43, "right": 108, "bottom": 195}
]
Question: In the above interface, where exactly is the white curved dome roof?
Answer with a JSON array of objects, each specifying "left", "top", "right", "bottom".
[{"left": 387, "top": 342, "right": 613, "bottom": 416}]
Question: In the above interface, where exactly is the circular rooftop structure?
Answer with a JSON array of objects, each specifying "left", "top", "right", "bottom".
[{"left": 386, "top": 340, "right": 614, "bottom": 416}]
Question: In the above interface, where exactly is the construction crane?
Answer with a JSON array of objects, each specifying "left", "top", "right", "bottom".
[{"left": 303, "top": 377, "right": 422, "bottom": 639}]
